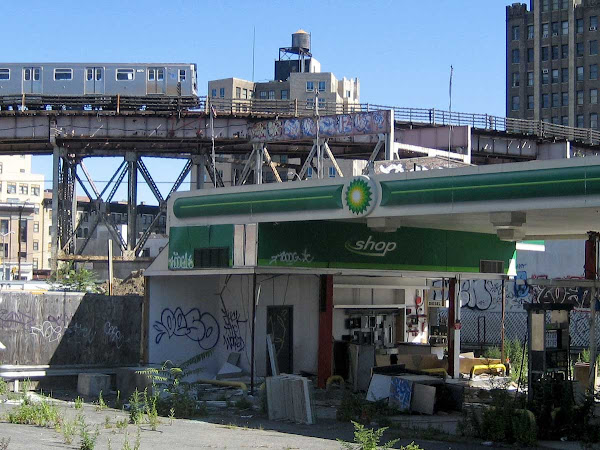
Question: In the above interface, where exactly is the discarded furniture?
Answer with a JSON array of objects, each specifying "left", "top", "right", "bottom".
[{"left": 266, "top": 374, "right": 315, "bottom": 424}]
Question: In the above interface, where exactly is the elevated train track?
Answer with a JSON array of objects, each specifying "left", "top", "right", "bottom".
[{"left": 1, "top": 97, "right": 599, "bottom": 266}]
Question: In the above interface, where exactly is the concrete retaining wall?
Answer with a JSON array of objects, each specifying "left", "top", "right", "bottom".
[{"left": 0, "top": 292, "right": 143, "bottom": 366}]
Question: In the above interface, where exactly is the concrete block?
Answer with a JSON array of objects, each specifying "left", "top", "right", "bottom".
[
  {"left": 115, "top": 367, "right": 153, "bottom": 400},
  {"left": 77, "top": 373, "right": 111, "bottom": 398},
  {"left": 411, "top": 383, "right": 436, "bottom": 415},
  {"left": 216, "top": 362, "right": 243, "bottom": 380}
]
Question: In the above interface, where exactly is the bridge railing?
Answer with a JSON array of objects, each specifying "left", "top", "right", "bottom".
[{"left": 201, "top": 97, "right": 600, "bottom": 145}]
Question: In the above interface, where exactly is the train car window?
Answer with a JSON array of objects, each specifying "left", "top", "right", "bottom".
[
  {"left": 96, "top": 69, "right": 102, "bottom": 81},
  {"left": 148, "top": 70, "right": 155, "bottom": 81},
  {"left": 116, "top": 69, "right": 134, "bottom": 81},
  {"left": 24, "top": 69, "right": 31, "bottom": 81},
  {"left": 86, "top": 69, "right": 93, "bottom": 81},
  {"left": 0, "top": 69, "right": 9, "bottom": 80},
  {"left": 33, "top": 69, "right": 40, "bottom": 81},
  {"left": 54, "top": 69, "right": 73, "bottom": 81},
  {"left": 178, "top": 69, "right": 186, "bottom": 82},
  {"left": 157, "top": 69, "right": 164, "bottom": 81}
]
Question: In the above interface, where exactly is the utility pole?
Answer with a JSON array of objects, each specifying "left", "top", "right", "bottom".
[{"left": 17, "top": 203, "right": 24, "bottom": 281}]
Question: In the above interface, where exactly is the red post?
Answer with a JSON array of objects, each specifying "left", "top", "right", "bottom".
[
  {"left": 585, "top": 232, "right": 597, "bottom": 281},
  {"left": 447, "top": 278, "right": 457, "bottom": 377},
  {"left": 317, "top": 274, "right": 334, "bottom": 389}
]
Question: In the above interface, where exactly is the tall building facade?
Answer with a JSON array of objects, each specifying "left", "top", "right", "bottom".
[{"left": 507, "top": 0, "right": 600, "bottom": 128}]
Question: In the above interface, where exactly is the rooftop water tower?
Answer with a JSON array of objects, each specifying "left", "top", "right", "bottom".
[{"left": 275, "top": 30, "right": 317, "bottom": 81}]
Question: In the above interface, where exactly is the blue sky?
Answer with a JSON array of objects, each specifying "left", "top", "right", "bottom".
[{"left": 3, "top": 0, "right": 516, "bottom": 203}]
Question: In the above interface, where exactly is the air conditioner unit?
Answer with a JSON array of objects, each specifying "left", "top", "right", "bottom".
[
  {"left": 543, "top": 69, "right": 550, "bottom": 74},
  {"left": 591, "top": 26, "right": 597, "bottom": 31},
  {"left": 553, "top": 32, "right": 559, "bottom": 36},
  {"left": 543, "top": 32, "right": 549, "bottom": 38}
]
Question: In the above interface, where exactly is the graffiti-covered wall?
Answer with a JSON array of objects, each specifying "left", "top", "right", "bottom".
[
  {"left": 147, "top": 274, "right": 319, "bottom": 377},
  {"left": 440, "top": 240, "right": 598, "bottom": 348},
  {"left": 0, "top": 292, "right": 142, "bottom": 366}
]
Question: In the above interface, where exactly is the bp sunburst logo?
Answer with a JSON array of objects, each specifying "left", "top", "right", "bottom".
[{"left": 346, "top": 178, "right": 373, "bottom": 215}]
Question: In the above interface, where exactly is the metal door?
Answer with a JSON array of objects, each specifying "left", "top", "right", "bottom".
[
  {"left": 266, "top": 305, "right": 293, "bottom": 374},
  {"left": 146, "top": 67, "right": 166, "bottom": 94},
  {"left": 22, "top": 67, "right": 42, "bottom": 94},
  {"left": 84, "top": 67, "right": 104, "bottom": 94}
]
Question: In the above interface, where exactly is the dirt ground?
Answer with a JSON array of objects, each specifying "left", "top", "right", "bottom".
[{"left": 0, "top": 389, "right": 505, "bottom": 450}]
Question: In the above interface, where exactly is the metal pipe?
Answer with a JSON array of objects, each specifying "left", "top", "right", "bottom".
[{"left": 250, "top": 273, "right": 257, "bottom": 395}]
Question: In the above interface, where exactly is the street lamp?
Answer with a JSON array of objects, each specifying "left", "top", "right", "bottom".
[{"left": 1, "top": 231, "right": 15, "bottom": 281}]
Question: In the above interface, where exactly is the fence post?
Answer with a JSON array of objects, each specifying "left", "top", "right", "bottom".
[{"left": 431, "top": 108, "right": 436, "bottom": 125}]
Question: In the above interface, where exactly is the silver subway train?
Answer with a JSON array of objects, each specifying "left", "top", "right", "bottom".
[{"left": 0, "top": 63, "right": 198, "bottom": 110}]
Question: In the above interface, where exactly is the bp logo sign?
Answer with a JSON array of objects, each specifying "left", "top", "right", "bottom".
[{"left": 344, "top": 176, "right": 377, "bottom": 216}]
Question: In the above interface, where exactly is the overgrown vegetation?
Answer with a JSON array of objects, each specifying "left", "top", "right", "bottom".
[
  {"left": 79, "top": 420, "right": 99, "bottom": 450},
  {"left": 128, "top": 389, "right": 145, "bottom": 425},
  {"left": 483, "top": 338, "right": 528, "bottom": 382},
  {"left": 336, "top": 392, "right": 401, "bottom": 424},
  {"left": 0, "top": 377, "right": 7, "bottom": 396},
  {"left": 95, "top": 391, "right": 107, "bottom": 411},
  {"left": 6, "top": 395, "right": 61, "bottom": 428},
  {"left": 338, "top": 421, "right": 421, "bottom": 450},
  {"left": 74, "top": 396, "right": 84, "bottom": 409},
  {"left": 136, "top": 350, "right": 212, "bottom": 418},
  {"left": 50, "top": 262, "right": 99, "bottom": 293}
]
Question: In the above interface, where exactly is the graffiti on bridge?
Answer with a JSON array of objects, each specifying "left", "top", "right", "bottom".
[
  {"left": 0, "top": 309, "right": 34, "bottom": 329},
  {"left": 154, "top": 307, "right": 220, "bottom": 350}
]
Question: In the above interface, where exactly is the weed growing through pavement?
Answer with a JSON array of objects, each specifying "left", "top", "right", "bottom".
[
  {"left": 168, "top": 407, "right": 175, "bottom": 425},
  {"left": 74, "top": 396, "right": 84, "bottom": 409},
  {"left": 129, "top": 389, "right": 144, "bottom": 425},
  {"left": 79, "top": 420, "right": 99, "bottom": 450},
  {"left": 0, "top": 377, "right": 8, "bottom": 396},
  {"left": 60, "top": 419, "right": 77, "bottom": 444},
  {"left": 144, "top": 389, "right": 160, "bottom": 431},
  {"left": 7, "top": 394, "right": 61, "bottom": 428},
  {"left": 96, "top": 391, "right": 107, "bottom": 411},
  {"left": 116, "top": 417, "right": 129, "bottom": 431}
]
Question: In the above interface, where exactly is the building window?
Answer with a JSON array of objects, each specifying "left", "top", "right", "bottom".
[
  {"left": 577, "top": 18, "right": 584, "bottom": 34},
  {"left": 528, "top": 25, "right": 534, "bottom": 39},
  {"left": 562, "top": 44, "right": 569, "bottom": 58},
  {"left": 577, "top": 66, "right": 584, "bottom": 81},
  {"left": 542, "top": 70, "right": 549, "bottom": 84},
  {"left": 577, "top": 42, "right": 584, "bottom": 57},
  {"left": 0, "top": 163, "right": 3, "bottom": 174},
  {"left": 219, "top": 88, "right": 225, "bottom": 98},
  {"left": 259, "top": 91, "right": 267, "bottom": 99},
  {"left": 242, "top": 88, "right": 248, "bottom": 99},
  {"left": 116, "top": 69, "right": 134, "bottom": 81},
  {"left": 542, "top": 46, "right": 549, "bottom": 61},
  {"left": 31, "top": 185, "right": 40, "bottom": 196},
  {"left": 552, "top": 92, "right": 560, "bottom": 107},
  {"left": 528, "top": 71, "right": 534, "bottom": 86},
  {"left": 32, "top": 258, "right": 38, "bottom": 270},
  {"left": 552, "top": 116, "right": 560, "bottom": 125},
  {"left": 562, "top": 116, "right": 569, "bottom": 126},
  {"left": 306, "top": 98, "right": 314, "bottom": 109},
  {"left": 513, "top": 48, "right": 521, "bottom": 63},
  {"left": 268, "top": 90, "right": 275, "bottom": 100},
  {"left": 318, "top": 98, "right": 325, "bottom": 109},
  {"left": 7, "top": 183, "right": 15, "bottom": 194},
  {"left": 562, "top": 91, "right": 569, "bottom": 106},
  {"left": 281, "top": 90, "right": 289, "bottom": 100},
  {"left": 552, "top": 69, "right": 559, "bottom": 83},
  {"left": 592, "top": 113, "right": 599, "bottom": 129},
  {"left": 552, "top": 22, "right": 559, "bottom": 36},
  {"left": 542, "top": 0, "right": 549, "bottom": 11},
  {"left": 512, "top": 25, "right": 520, "bottom": 41},
  {"left": 562, "top": 67, "right": 569, "bottom": 83},
  {"left": 562, "top": 21, "right": 568, "bottom": 35},
  {"left": 512, "top": 72, "right": 520, "bottom": 87},
  {"left": 591, "top": 16, "right": 598, "bottom": 30},
  {"left": 318, "top": 81, "right": 326, "bottom": 92},
  {"left": 0, "top": 182, "right": 2, "bottom": 192},
  {"left": 527, "top": 48, "right": 534, "bottom": 63},
  {"left": 552, "top": 0, "right": 559, "bottom": 10},
  {"left": 34, "top": 206, "right": 39, "bottom": 215},
  {"left": 54, "top": 68, "right": 73, "bottom": 81},
  {"left": 552, "top": 45, "right": 559, "bottom": 60},
  {"left": 578, "top": 90, "right": 584, "bottom": 105},
  {"left": 19, "top": 184, "right": 27, "bottom": 195},
  {"left": 33, "top": 221, "right": 39, "bottom": 233},
  {"left": 235, "top": 87, "right": 241, "bottom": 98},
  {"left": 561, "top": 0, "right": 568, "bottom": 8},
  {"left": 306, "top": 81, "right": 314, "bottom": 92},
  {"left": 211, "top": 89, "right": 217, "bottom": 97},
  {"left": 542, "top": 23, "right": 549, "bottom": 38},
  {"left": 33, "top": 240, "right": 38, "bottom": 251},
  {"left": 592, "top": 40, "right": 599, "bottom": 56},
  {"left": 591, "top": 64, "right": 598, "bottom": 80},
  {"left": 542, "top": 93, "right": 550, "bottom": 108},
  {"left": 528, "top": 95, "right": 534, "bottom": 110},
  {"left": 592, "top": 88, "right": 598, "bottom": 105},
  {"left": 0, "top": 220, "right": 7, "bottom": 235},
  {"left": 511, "top": 95, "right": 521, "bottom": 111},
  {"left": 306, "top": 167, "right": 313, "bottom": 178}
]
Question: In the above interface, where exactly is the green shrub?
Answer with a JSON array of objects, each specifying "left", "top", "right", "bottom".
[
  {"left": 128, "top": 389, "right": 144, "bottom": 425},
  {"left": 7, "top": 395, "right": 62, "bottom": 428},
  {"left": 79, "top": 421, "right": 99, "bottom": 450},
  {"left": 338, "top": 421, "right": 402, "bottom": 450},
  {"left": 0, "top": 377, "right": 8, "bottom": 396}
]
